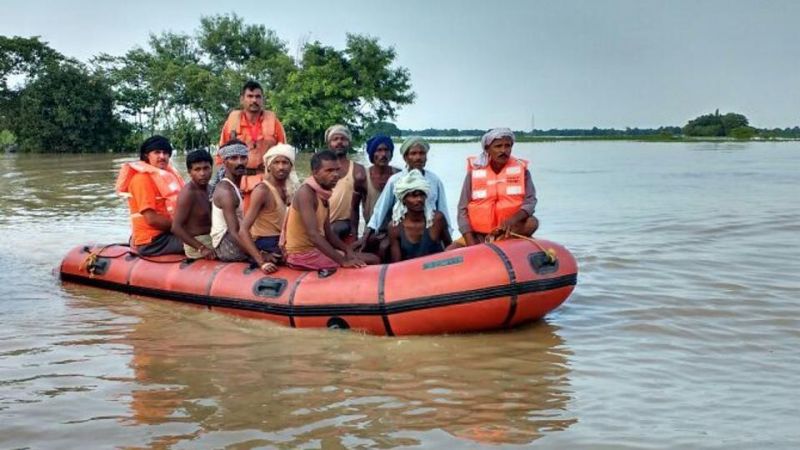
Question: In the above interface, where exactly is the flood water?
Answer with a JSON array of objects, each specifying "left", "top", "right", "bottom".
[{"left": 1, "top": 141, "right": 798, "bottom": 449}]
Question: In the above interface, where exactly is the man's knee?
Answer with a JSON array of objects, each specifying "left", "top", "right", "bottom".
[{"left": 512, "top": 216, "right": 538, "bottom": 236}]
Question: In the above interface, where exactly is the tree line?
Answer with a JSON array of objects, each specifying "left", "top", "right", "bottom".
[
  {"left": 396, "top": 118, "right": 799, "bottom": 140},
  {"left": 0, "top": 14, "right": 414, "bottom": 153}
]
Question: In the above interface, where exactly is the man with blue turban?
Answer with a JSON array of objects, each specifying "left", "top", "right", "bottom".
[{"left": 359, "top": 134, "right": 401, "bottom": 258}]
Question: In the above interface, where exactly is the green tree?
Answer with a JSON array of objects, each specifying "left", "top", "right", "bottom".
[
  {"left": 271, "top": 36, "right": 414, "bottom": 149},
  {"left": 271, "top": 42, "right": 359, "bottom": 149},
  {"left": 15, "top": 62, "right": 128, "bottom": 152},
  {"left": 0, "top": 36, "right": 64, "bottom": 132},
  {"left": 683, "top": 111, "right": 751, "bottom": 138},
  {"left": 363, "top": 121, "right": 401, "bottom": 137}
]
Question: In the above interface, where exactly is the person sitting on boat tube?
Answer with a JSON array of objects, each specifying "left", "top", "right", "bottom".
[
  {"left": 116, "top": 135, "right": 186, "bottom": 256},
  {"left": 450, "top": 128, "right": 539, "bottom": 248},
  {"left": 323, "top": 124, "right": 368, "bottom": 241},
  {"left": 387, "top": 169, "right": 450, "bottom": 262},
  {"left": 355, "top": 136, "right": 452, "bottom": 255},
  {"left": 282, "top": 150, "right": 379, "bottom": 271},
  {"left": 171, "top": 149, "right": 215, "bottom": 260},
  {"left": 359, "top": 134, "right": 401, "bottom": 261},
  {"left": 239, "top": 143, "right": 300, "bottom": 261},
  {"left": 211, "top": 140, "right": 278, "bottom": 273}
]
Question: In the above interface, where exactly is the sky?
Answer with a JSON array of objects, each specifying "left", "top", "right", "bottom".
[{"left": 2, "top": 0, "right": 798, "bottom": 130}]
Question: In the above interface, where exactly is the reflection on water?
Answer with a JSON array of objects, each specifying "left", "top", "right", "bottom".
[
  {"left": 7, "top": 284, "right": 574, "bottom": 448},
  {"left": 2, "top": 141, "right": 800, "bottom": 448}
]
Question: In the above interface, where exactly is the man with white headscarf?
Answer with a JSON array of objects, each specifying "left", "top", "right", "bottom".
[
  {"left": 451, "top": 128, "right": 538, "bottom": 248},
  {"left": 211, "top": 139, "right": 278, "bottom": 273},
  {"left": 356, "top": 136, "right": 452, "bottom": 258},
  {"left": 387, "top": 170, "right": 450, "bottom": 262},
  {"left": 239, "top": 144, "right": 300, "bottom": 259},
  {"left": 323, "top": 124, "right": 367, "bottom": 241}
]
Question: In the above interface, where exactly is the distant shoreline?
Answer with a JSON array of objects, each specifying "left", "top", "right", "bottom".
[{"left": 392, "top": 135, "right": 800, "bottom": 144}]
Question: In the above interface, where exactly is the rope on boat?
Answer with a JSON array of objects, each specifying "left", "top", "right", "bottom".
[
  {"left": 487, "top": 232, "right": 558, "bottom": 263},
  {"left": 79, "top": 243, "right": 187, "bottom": 276}
]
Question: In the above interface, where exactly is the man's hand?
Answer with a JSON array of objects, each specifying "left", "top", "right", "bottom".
[
  {"left": 341, "top": 257, "right": 366, "bottom": 269},
  {"left": 351, "top": 236, "right": 366, "bottom": 252},
  {"left": 260, "top": 261, "right": 278, "bottom": 274},
  {"left": 200, "top": 246, "right": 216, "bottom": 260},
  {"left": 494, "top": 218, "right": 516, "bottom": 239}
]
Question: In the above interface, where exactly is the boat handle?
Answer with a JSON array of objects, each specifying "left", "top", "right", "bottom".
[{"left": 252, "top": 277, "right": 287, "bottom": 298}]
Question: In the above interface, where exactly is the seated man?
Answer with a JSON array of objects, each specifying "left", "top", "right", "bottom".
[
  {"left": 171, "top": 149, "right": 215, "bottom": 259},
  {"left": 387, "top": 170, "right": 450, "bottom": 262},
  {"left": 361, "top": 134, "right": 401, "bottom": 260},
  {"left": 357, "top": 136, "right": 452, "bottom": 254},
  {"left": 283, "top": 150, "right": 379, "bottom": 271},
  {"left": 451, "top": 128, "right": 538, "bottom": 248},
  {"left": 323, "top": 124, "right": 367, "bottom": 241},
  {"left": 116, "top": 135, "right": 185, "bottom": 256},
  {"left": 240, "top": 143, "right": 300, "bottom": 260},
  {"left": 211, "top": 140, "right": 277, "bottom": 273}
]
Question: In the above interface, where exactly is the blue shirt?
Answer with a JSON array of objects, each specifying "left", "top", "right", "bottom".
[{"left": 366, "top": 169, "right": 452, "bottom": 232}]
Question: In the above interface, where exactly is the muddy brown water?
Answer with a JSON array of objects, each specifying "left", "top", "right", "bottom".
[{"left": 1, "top": 141, "right": 798, "bottom": 448}]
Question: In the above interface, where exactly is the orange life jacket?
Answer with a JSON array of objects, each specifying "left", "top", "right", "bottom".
[
  {"left": 218, "top": 110, "right": 284, "bottom": 212},
  {"left": 466, "top": 156, "right": 527, "bottom": 234},
  {"left": 115, "top": 161, "right": 185, "bottom": 218},
  {"left": 217, "top": 110, "right": 279, "bottom": 169}
]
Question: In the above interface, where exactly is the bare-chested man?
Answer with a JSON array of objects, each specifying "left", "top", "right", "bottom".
[
  {"left": 284, "top": 150, "right": 379, "bottom": 271},
  {"left": 358, "top": 134, "right": 400, "bottom": 260},
  {"left": 172, "top": 149, "right": 215, "bottom": 259},
  {"left": 324, "top": 124, "right": 367, "bottom": 241},
  {"left": 211, "top": 140, "right": 277, "bottom": 273},
  {"left": 240, "top": 144, "right": 299, "bottom": 261}
]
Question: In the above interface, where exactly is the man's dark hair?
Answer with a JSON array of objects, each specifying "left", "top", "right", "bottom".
[
  {"left": 186, "top": 149, "right": 213, "bottom": 170},
  {"left": 139, "top": 135, "right": 173, "bottom": 162},
  {"left": 311, "top": 149, "right": 338, "bottom": 172},
  {"left": 240, "top": 80, "right": 262, "bottom": 95}
]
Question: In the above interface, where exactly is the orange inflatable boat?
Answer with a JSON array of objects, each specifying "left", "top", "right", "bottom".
[{"left": 60, "top": 239, "right": 577, "bottom": 336}]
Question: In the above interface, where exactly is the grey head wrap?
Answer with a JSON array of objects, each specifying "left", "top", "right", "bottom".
[{"left": 219, "top": 142, "right": 249, "bottom": 160}]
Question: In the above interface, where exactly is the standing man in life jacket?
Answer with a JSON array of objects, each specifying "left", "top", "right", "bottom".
[
  {"left": 116, "top": 135, "right": 186, "bottom": 256},
  {"left": 451, "top": 128, "right": 538, "bottom": 248},
  {"left": 323, "top": 124, "right": 367, "bottom": 241},
  {"left": 217, "top": 80, "right": 287, "bottom": 212}
]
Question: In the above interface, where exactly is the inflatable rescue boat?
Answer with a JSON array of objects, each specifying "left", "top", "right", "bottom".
[{"left": 60, "top": 238, "right": 577, "bottom": 336}]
